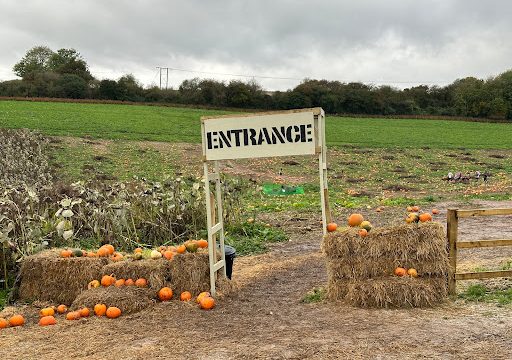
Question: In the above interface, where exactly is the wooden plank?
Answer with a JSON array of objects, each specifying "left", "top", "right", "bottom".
[
  {"left": 213, "top": 260, "right": 225, "bottom": 272},
  {"left": 201, "top": 107, "right": 322, "bottom": 121},
  {"left": 457, "top": 208, "right": 512, "bottom": 218},
  {"left": 457, "top": 239, "right": 512, "bottom": 249},
  {"left": 211, "top": 222, "right": 222, "bottom": 234},
  {"left": 447, "top": 209, "right": 458, "bottom": 295},
  {"left": 455, "top": 270, "right": 512, "bottom": 280}
]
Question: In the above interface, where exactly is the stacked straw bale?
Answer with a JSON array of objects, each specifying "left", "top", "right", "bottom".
[
  {"left": 72, "top": 286, "right": 155, "bottom": 314},
  {"left": 17, "top": 250, "right": 216, "bottom": 307},
  {"left": 322, "top": 222, "right": 449, "bottom": 308},
  {"left": 18, "top": 251, "right": 111, "bottom": 304}
]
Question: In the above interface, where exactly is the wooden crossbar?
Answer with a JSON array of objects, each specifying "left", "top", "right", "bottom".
[
  {"left": 457, "top": 208, "right": 512, "bottom": 218},
  {"left": 455, "top": 270, "right": 512, "bottom": 280},
  {"left": 456, "top": 239, "right": 512, "bottom": 249}
]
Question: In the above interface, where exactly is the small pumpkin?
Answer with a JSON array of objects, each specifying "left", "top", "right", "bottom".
[
  {"left": 57, "top": 304, "right": 68, "bottom": 314},
  {"left": 135, "top": 278, "right": 147, "bottom": 287},
  {"left": 0, "top": 318, "right": 9, "bottom": 329},
  {"left": 158, "top": 287, "right": 173, "bottom": 301},
  {"left": 407, "top": 268, "right": 418, "bottom": 278},
  {"left": 94, "top": 304, "right": 107, "bottom": 316},
  {"left": 326, "top": 223, "right": 338, "bottom": 232},
  {"left": 72, "top": 249, "right": 83, "bottom": 257},
  {"left": 115, "top": 279, "right": 126, "bottom": 287},
  {"left": 347, "top": 214, "right": 364, "bottom": 227},
  {"left": 9, "top": 315, "right": 25, "bottom": 327},
  {"left": 40, "top": 307, "right": 55, "bottom": 317},
  {"left": 60, "top": 249, "right": 72, "bottom": 258},
  {"left": 394, "top": 267, "right": 407, "bottom": 277},
  {"left": 431, "top": 208, "right": 440, "bottom": 215},
  {"left": 101, "top": 275, "right": 116, "bottom": 287},
  {"left": 185, "top": 241, "right": 198, "bottom": 253},
  {"left": 106, "top": 307, "right": 122, "bottom": 319},
  {"left": 104, "top": 244, "right": 115, "bottom": 255},
  {"left": 88, "top": 280, "right": 100, "bottom": 289},
  {"left": 196, "top": 291, "right": 211, "bottom": 304},
  {"left": 134, "top": 247, "right": 143, "bottom": 254},
  {"left": 150, "top": 250, "right": 163, "bottom": 259},
  {"left": 180, "top": 291, "right": 192, "bottom": 301},
  {"left": 66, "top": 311, "right": 80, "bottom": 320},
  {"left": 197, "top": 239, "right": 208, "bottom": 249},
  {"left": 39, "top": 315, "right": 57, "bottom": 326},
  {"left": 412, "top": 205, "right": 420, "bottom": 212},
  {"left": 419, "top": 213, "right": 432, "bottom": 222},
  {"left": 176, "top": 245, "right": 186, "bottom": 254},
  {"left": 97, "top": 247, "right": 109, "bottom": 257},
  {"left": 358, "top": 228, "right": 368, "bottom": 237},
  {"left": 199, "top": 296, "right": 215, "bottom": 310},
  {"left": 163, "top": 251, "right": 174, "bottom": 260},
  {"left": 125, "top": 278, "right": 135, "bottom": 286},
  {"left": 79, "top": 308, "right": 90, "bottom": 317}
]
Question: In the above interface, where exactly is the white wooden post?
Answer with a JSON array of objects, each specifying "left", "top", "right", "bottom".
[{"left": 317, "top": 109, "right": 331, "bottom": 235}]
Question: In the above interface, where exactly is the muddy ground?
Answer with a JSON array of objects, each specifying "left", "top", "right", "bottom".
[{"left": 1, "top": 201, "right": 511, "bottom": 360}]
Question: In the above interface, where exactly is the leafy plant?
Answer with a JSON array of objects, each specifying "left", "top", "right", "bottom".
[{"left": 302, "top": 287, "right": 326, "bottom": 303}]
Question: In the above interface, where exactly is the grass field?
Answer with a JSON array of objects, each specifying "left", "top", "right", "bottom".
[{"left": 1, "top": 100, "right": 512, "bottom": 148}]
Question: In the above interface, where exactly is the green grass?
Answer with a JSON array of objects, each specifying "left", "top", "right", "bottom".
[
  {"left": 1, "top": 100, "right": 512, "bottom": 148},
  {"left": 223, "top": 222, "right": 288, "bottom": 255},
  {"left": 302, "top": 287, "right": 326, "bottom": 303},
  {"left": 459, "top": 284, "right": 512, "bottom": 305}
]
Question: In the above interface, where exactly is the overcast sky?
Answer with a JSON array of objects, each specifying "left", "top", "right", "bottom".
[{"left": 1, "top": 0, "right": 511, "bottom": 90}]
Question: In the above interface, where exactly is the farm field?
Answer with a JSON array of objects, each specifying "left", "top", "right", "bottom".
[
  {"left": 2, "top": 99, "right": 512, "bottom": 148},
  {"left": 1, "top": 100, "right": 512, "bottom": 359}
]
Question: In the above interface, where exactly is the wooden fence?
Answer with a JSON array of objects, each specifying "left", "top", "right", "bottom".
[{"left": 447, "top": 208, "right": 512, "bottom": 295}]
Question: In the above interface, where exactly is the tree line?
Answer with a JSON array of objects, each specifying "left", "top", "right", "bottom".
[{"left": 1, "top": 46, "right": 512, "bottom": 120}]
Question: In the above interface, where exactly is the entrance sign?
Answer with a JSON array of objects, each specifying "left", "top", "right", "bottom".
[
  {"left": 201, "top": 108, "right": 331, "bottom": 295},
  {"left": 203, "top": 111, "right": 316, "bottom": 160}
]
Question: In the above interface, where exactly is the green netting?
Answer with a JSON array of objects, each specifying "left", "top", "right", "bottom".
[{"left": 262, "top": 184, "right": 304, "bottom": 196}]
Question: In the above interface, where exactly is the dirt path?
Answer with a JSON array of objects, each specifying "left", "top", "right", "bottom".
[{"left": 2, "top": 203, "right": 512, "bottom": 359}]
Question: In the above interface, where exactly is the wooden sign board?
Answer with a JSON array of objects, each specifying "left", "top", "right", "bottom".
[{"left": 201, "top": 109, "right": 320, "bottom": 161}]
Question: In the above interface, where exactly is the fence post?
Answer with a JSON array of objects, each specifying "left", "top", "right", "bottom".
[{"left": 447, "top": 209, "right": 458, "bottom": 296}]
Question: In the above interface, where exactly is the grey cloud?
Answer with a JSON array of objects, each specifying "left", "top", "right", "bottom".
[{"left": 1, "top": 0, "right": 511, "bottom": 89}]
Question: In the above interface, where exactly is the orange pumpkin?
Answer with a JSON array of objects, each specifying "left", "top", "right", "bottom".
[
  {"left": 347, "top": 214, "right": 364, "bottom": 227},
  {"left": 97, "top": 247, "right": 109, "bottom": 257},
  {"left": 101, "top": 275, "right": 116, "bottom": 287},
  {"left": 115, "top": 279, "right": 125, "bottom": 287},
  {"left": 104, "top": 244, "right": 115, "bottom": 255},
  {"left": 79, "top": 308, "right": 90, "bottom": 317},
  {"left": 134, "top": 247, "right": 143, "bottom": 254},
  {"left": 176, "top": 245, "right": 186, "bottom": 254},
  {"left": 358, "top": 228, "right": 368, "bottom": 237},
  {"left": 406, "top": 206, "right": 413, "bottom": 212},
  {"left": 87, "top": 251, "right": 97, "bottom": 258},
  {"left": 197, "top": 239, "right": 208, "bottom": 249},
  {"left": 0, "top": 318, "right": 9, "bottom": 329},
  {"left": 125, "top": 278, "right": 135, "bottom": 286},
  {"left": 60, "top": 249, "right": 72, "bottom": 258},
  {"left": 412, "top": 205, "right": 420, "bottom": 212},
  {"left": 407, "top": 268, "right": 418, "bottom": 278},
  {"left": 135, "top": 278, "right": 147, "bottom": 287},
  {"left": 106, "top": 307, "right": 122, "bottom": 319},
  {"left": 39, "top": 315, "right": 56, "bottom": 326},
  {"left": 66, "top": 311, "right": 80, "bottom": 320},
  {"left": 196, "top": 291, "right": 211, "bottom": 304},
  {"left": 180, "top": 291, "right": 192, "bottom": 301},
  {"left": 57, "top": 304, "right": 68, "bottom": 314},
  {"left": 163, "top": 251, "right": 174, "bottom": 260},
  {"left": 40, "top": 307, "right": 55, "bottom": 317},
  {"left": 394, "top": 267, "right": 407, "bottom": 277},
  {"left": 326, "top": 223, "right": 338, "bottom": 232},
  {"left": 111, "top": 253, "right": 124, "bottom": 262},
  {"left": 419, "top": 213, "right": 432, "bottom": 222},
  {"left": 158, "top": 287, "right": 173, "bottom": 301},
  {"left": 431, "top": 209, "right": 440, "bottom": 215},
  {"left": 9, "top": 315, "right": 25, "bottom": 327},
  {"left": 199, "top": 296, "right": 215, "bottom": 310},
  {"left": 94, "top": 304, "right": 107, "bottom": 316},
  {"left": 88, "top": 280, "right": 100, "bottom": 289}
]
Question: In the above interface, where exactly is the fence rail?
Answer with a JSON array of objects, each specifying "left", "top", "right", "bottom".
[{"left": 447, "top": 208, "right": 512, "bottom": 295}]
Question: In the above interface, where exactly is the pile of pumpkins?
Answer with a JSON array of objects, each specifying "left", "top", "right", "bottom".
[
  {"left": 60, "top": 240, "right": 209, "bottom": 261},
  {"left": 326, "top": 213, "right": 372, "bottom": 237},
  {"left": 405, "top": 205, "right": 438, "bottom": 224}
]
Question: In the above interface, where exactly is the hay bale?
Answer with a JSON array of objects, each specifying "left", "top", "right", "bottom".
[
  {"left": 18, "top": 250, "right": 110, "bottom": 304},
  {"left": 101, "top": 259, "right": 169, "bottom": 291},
  {"left": 322, "top": 223, "right": 449, "bottom": 308},
  {"left": 169, "top": 253, "right": 211, "bottom": 295},
  {"left": 72, "top": 286, "right": 155, "bottom": 314},
  {"left": 344, "top": 277, "right": 447, "bottom": 308}
]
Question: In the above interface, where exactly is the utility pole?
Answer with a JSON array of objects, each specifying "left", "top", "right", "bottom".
[{"left": 156, "top": 67, "right": 170, "bottom": 89}]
